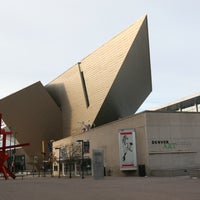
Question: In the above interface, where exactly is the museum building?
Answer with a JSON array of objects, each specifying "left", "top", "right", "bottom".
[{"left": 0, "top": 15, "right": 200, "bottom": 177}]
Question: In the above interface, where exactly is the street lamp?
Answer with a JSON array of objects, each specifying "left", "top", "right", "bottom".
[
  {"left": 55, "top": 147, "right": 61, "bottom": 178},
  {"left": 76, "top": 140, "right": 84, "bottom": 179},
  {"left": 69, "top": 144, "right": 73, "bottom": 179},
  {"left": 49, "top": 140, "right": 54, "bottom": 177},
  {"left": 41, "top": 140, "right": 46, "bottom": 177}
]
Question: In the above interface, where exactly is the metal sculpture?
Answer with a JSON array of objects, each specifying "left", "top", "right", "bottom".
[{"left": 0, "top": 113, "right": 29, "bottom": 179}]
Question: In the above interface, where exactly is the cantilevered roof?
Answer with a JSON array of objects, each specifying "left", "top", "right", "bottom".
[
  {"left": 0, "top": 82, "right": 62, "bottom": 156},
  {"left": 151, "top": 92, "right": 200, "bottom": 112},
  {"left": 94, "top": 15, "right": 151, "bottom": 126},
  {"left": 0, "top": 15, "right": 152, "bottom": 146},
  {"left": 46, "top": 15, "right": 152, "bottom": 136}
]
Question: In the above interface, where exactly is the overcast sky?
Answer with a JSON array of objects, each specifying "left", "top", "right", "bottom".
[{"left": 1, "top": 0, "right": 200, "bottom": 111}]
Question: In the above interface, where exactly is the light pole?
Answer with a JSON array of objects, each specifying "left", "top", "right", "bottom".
[
  {"left": 41, "top": 140, "right": 46, "bottom": 177},
  {"left": 77, "top": 140, "right": 84, "bottom": 179},
  {"left": 55, "top": 147, "right": 61, "bottom": 178},
  {"left": 69, "top": 144, "right": 72, "bottom": 179},
  {"left": 49, "top": 140, "right": 54, "bottom": 177},
  {"left": 42, "top": 153, "right": 46, "bottom": 177}
]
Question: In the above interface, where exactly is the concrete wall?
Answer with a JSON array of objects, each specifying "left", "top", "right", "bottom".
[
  {"left": 53, "top": 111, "right": 200, "bottom": 177},
  {"left": 146, "top": 112, "right": 200, "bottom": 176},
  {"left": 53, "top": 112, "right": 148, "bottom": 176}
]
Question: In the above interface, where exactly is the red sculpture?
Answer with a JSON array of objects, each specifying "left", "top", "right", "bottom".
[{"left": 0, "top": 113, "right": 30, "bottom": 179}]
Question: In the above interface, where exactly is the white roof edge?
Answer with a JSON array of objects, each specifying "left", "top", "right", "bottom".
[{"left": 150, "top": 92, "right": 200, "bottom": 111}]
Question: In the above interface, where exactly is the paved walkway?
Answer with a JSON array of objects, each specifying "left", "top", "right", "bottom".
[{"left": 0, "top": 176, "right": 199, "bottom": 200}]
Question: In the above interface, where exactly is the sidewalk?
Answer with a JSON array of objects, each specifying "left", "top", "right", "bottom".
[{"left": 0, "top": 176, "right": 199, "bottom": 200}]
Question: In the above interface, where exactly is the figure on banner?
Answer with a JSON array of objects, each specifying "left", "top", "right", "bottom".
[{"left": 122, "top": 135, "right": 133, "bottom": 161}]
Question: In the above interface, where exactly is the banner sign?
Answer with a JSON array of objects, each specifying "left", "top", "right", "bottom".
[{"left": 119, "top": 130, "right": 137, "bottom": 170}]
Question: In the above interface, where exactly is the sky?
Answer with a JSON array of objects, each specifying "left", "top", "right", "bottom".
[{"left": 0, "top": 0, "right": 200, "bottom": 111}]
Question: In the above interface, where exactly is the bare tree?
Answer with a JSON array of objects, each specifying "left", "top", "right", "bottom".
[{"left": 65, "top": 143, "right": 82, "bottom": 178}]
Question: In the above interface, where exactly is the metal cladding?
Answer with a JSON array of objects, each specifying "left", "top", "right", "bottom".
[
  {"left": 0, "top": 82, "right": 62, "bottom": 156},
  {"left": 0, "top": 15, "right": 152, "bottom": 153},
  {"left": 46, "top": 15, "right": 152, "bottom": 136}
]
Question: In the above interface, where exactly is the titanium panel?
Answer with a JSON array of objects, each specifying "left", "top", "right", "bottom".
[{"left": 0, "top": 82, "right": 62, "bottom": 156}]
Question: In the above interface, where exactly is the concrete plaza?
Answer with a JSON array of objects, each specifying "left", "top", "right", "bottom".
[{"left": 0, "top": 176, "right": 199, "bottom": 200}]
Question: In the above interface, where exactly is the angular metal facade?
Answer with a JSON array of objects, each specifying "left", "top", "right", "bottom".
[
  {"left": 0, "top": 15, "right": 152, "bottom": 155},
  {"left": 46, "top": 15, "right": 152, "bottom": 136},
  {"left": 0, "top": 82, "right": 62, "bottom": 156}
]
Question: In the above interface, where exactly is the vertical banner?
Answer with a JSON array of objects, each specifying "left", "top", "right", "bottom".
[
  {"left": 119, "top": 129, "right": 137, "bottom": 170},
  {"left": 83, "top": 141, "right": 90, "bottom": 153}
]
